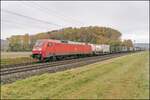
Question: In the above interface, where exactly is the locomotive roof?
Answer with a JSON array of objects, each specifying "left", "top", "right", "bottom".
[{"left": 37, "top": 39, "right": 87, "bottom": 45}]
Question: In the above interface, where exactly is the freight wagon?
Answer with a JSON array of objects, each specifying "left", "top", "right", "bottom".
[
  {"left": 90, "top": 44, "right": 110, "bottom": 55},
  {"left": 110, "top": 45, "right": 122, "bottom": 53},
  {"left": 121, "top": 46, "right": 128, "bottom": 52}
]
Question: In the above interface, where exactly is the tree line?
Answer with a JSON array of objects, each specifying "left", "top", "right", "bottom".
[{"left": 6, "top": 26, "right": 133, "bottom": 51}]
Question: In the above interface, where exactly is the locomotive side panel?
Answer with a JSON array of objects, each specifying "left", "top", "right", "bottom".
[{"left": 49, "top": 42, "right": 92, "bottom": 56}]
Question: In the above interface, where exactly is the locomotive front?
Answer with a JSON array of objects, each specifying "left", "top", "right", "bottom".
[{"left": 31, "top": 40, "right": 46, "bottom": 61}]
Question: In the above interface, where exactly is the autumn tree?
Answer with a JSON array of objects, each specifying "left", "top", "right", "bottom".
[
  {"left": 122, "top": 39, "right": 133, "bottom": 48},
  {"left": 22, "top": 34, "right": 30, "bottom": 51},
  {"left": 7, "top": 26, "right": 125, "bottom": 51}
]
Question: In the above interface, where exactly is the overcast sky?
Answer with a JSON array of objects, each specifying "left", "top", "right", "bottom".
[{"left": 1, "top": 1, "right": 149, "bottom": 43}]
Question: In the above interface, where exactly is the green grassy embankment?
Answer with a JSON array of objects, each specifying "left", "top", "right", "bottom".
[
  {"left": 1, "top": 51, "right": 149, "bottom": 99},
  {"left": 1, "top": 52, "right": 33, "bottom": 66}
]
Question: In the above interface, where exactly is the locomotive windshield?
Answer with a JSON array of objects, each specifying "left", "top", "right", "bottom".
[{"left": 34, "top": 40, "right": 45, "bottom": 47}]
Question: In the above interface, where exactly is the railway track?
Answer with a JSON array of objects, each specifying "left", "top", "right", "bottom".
[
  {"left": 1, "top": 62, "right": 34, "bottom": 68},
  {"left": 1, "top": 55, "right": 88, "bottom": 68},
  {"left": 1, "top": 56, "right": 99, "bottom": 76},
  {"left": 1, "top": 52, "right": 132, "bottom": 84}
]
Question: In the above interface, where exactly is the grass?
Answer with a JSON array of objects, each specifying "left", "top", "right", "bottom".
[
  {"left": 1, "top": 57, "right": 33, "bottom": 66},
  {"left": 1, "top": 51, "right": 149, "bottom": 99},
  {"left": 1, "top": 52, "right": 33, "bottom": 66}
]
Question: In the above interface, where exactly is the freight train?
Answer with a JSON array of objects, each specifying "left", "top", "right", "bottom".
[{"left": 31, "top": 39, "right": 141, "bottom": 62}]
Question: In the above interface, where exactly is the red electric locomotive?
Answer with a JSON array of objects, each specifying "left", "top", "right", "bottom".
[{"left": 31, "top": 39, "right": 92, "bottom": 61}]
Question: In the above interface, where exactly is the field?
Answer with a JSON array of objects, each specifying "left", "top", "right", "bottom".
[
  {"left": 1, "top": 52, "right": 32, "bottom": 59},
  {"left": 1, "top": 51, "right": 149, "bottom": 99},
  {"left": 1, "top": 52, "right": 32, "bottom": 66}
]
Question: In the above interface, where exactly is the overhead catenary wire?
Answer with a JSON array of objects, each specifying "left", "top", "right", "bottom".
[
  {"left": 20, "top": 2, "right": 68, "bottom": 27},
  {"left": 2, "top": 19, "right": 46, "bottom": 29},
  {"left": 2, "top": 9, "right": 63, "bottom": 28},
  {"left": 2, "top": 19, "right": 55, "bottom": 30},
  {"left": 30, "top": 2, "right": 86, "bottom": 26},
  {"left": 2, "top": 21, "right": 51, "bottom": 36}
]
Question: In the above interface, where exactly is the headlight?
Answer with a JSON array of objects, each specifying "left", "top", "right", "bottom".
[
  {"left": 38, "top": 48, "right": 42, "bottom": 51},
  {"left": 33, "top": 48, "right": 42, "bottom": 51}
]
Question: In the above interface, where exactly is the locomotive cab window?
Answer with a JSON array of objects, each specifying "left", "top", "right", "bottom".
[{"left": 34, "top": 40, "right": 45, "bottom": 47}]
